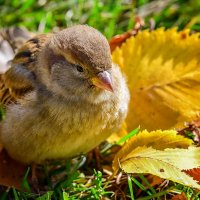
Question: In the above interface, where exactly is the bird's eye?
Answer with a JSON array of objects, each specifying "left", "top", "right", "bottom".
[{"left": 76, "top": 65, "right": 84, "bottom": 72}]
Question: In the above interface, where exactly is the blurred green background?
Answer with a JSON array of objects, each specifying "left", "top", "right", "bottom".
[{"left": 0, "top": 0, "right": 200, "bottom": 39}]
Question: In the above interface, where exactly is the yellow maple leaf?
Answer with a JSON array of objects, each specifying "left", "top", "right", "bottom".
[
  {"left": 112, "top": 28, "right": 200, "bottom": 131},
  {"left": 113, "top": 130, "right": 200, "bottom": 189}
]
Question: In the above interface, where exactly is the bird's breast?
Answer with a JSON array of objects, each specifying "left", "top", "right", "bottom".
[{"left": 36, "top": 97, "right": 118, "bottom": 160}]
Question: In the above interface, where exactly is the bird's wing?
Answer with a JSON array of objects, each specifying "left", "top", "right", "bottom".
[
  {"left": 0, "top": 27, "right": 32, "bottom": 52},
  {"left": 0, "top": 33, "right": 51, "bottom": 105}
]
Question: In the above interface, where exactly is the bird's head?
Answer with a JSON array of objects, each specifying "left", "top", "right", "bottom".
[{"left": 38, "top": 25, "right": 114, "bottom": 102}]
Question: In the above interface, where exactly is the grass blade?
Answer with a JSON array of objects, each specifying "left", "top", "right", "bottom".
[
  {"left": 131, "top": 177, "right": 152, "bottom": 196},
  {"left": 138, "top": 174, "right": 157, "bottom": 195},
  {"left": 117, "top": 127, "right": 140, "bottom": 145},
  {"left": 128, "top": 174, "right": 135, "bottom": 200},
  {"left": 21, "top": 167, "right": 31, "bottom": 193}
]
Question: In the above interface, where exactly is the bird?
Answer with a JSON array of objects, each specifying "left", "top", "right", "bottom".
[{"left": 0, "top": 25, "right": 130, "bottom": 164}]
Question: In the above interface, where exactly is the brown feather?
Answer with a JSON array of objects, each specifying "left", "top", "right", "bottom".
[
  {"left": 0, "top": 33, "right": 52, "bottom": 105},
  {"left": 0, "top": 27, "right": 31, "bottom": 52}
]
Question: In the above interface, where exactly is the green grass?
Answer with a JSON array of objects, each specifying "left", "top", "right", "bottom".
[
  {"left": 0, "top": 0, "right": 200, "bottom": 39},
  {"left": 3, "top": 156, "right": 200, "bottom": 199}
]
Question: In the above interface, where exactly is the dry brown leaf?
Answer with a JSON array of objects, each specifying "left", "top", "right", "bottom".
[
  {"left": 146, "top": 174, "right": 163, "bottom": 188},
  {"left": 0, "top": 149, "right": 27, "bottom": 189},
  {"left": 171, "top": 192, "right": 188, "bottom": 200},
  {"left": 184, "top": 168, "right": 200, "bottom": 184}
]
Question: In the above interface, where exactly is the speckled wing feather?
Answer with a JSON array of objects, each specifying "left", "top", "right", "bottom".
[
  {"left": 0, "top": 31, "right": 51, "bottom": 105},
  {"left": 0, "top": 27, "right": 32, "bottom": 51}
]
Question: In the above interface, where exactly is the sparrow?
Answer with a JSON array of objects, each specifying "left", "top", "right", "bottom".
[{"left": 0, "top": 25, "right": 130, "bottom": 164}]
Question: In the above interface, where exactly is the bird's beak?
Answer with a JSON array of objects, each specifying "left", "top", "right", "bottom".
[{"left": 91, "top": 71, "right": 113, "bottom": 92}]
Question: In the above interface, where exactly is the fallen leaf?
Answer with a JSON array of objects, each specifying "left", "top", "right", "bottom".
[
  {"left": 184, "top": 168, "right": 200, "bottom": 184},
  {"left": 112, "top": 28, "right": 200, "bottom": 131},
  {"left": 146, "top": 174, "right": 163, "bottom": 188},
  {"left": 112, "top": 129, "right": 193, "bottom": 172},
  {"left": 114, "top": 146, "right": 200, "bottom": 189},
  {"left": 0, "top": 149, "right": 28, "bottom": 189},
  {"left": 171, "top": 192, "right": 188, "bottom": 200},
  {"left": 113, "top": 130, "right": 200, "bottom": 189},
  {"left": 113, "top": 129, "right": 192, "bottom": 161}
]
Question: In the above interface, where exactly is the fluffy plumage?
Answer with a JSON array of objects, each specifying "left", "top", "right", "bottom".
[{"left": 0, "top": 25, "right": 129, "bottom": 164}]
